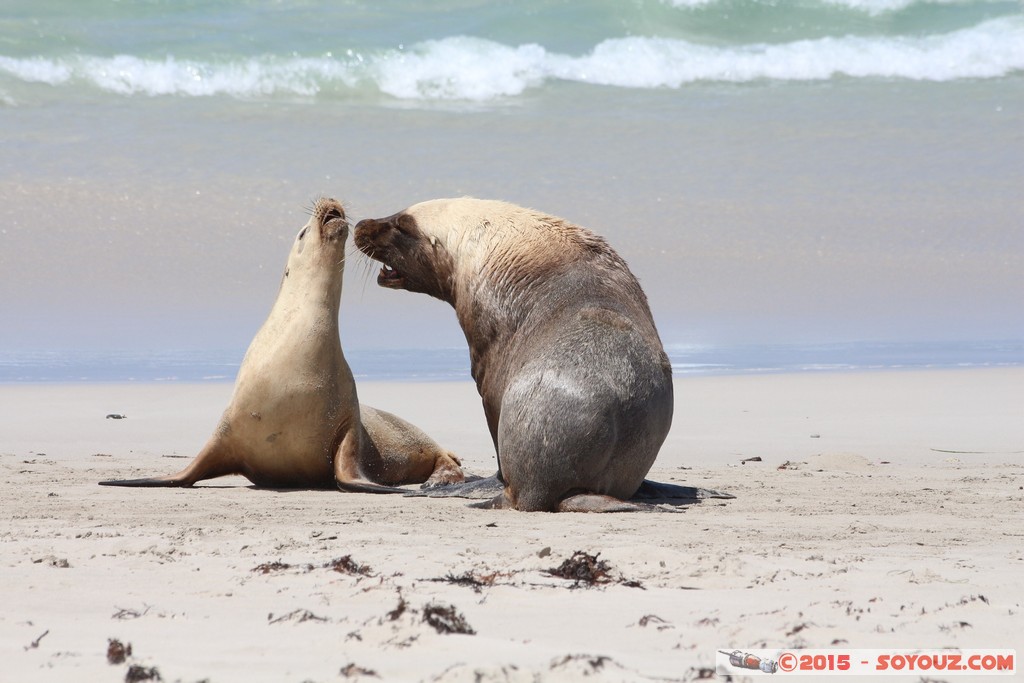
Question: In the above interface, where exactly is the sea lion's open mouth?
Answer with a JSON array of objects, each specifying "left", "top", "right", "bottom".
[
  {"left": 378, "top": 263, "right": 404, "bottom": 288},
  {"left": 323, "top": 207, "right": 345, "bottom": 224},
  {"left": 314, "top": 199, "right": 348, "bottom": 242}
]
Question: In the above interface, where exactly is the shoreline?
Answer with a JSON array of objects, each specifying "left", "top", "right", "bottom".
[{"left": 1, "top": 339, "right": 1020, "bottom": 385}]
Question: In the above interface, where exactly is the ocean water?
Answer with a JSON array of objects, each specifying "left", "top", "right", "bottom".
[
  {"left": 1, "top": 341, "right": 1020, "bottom": 383},
  {"left": 3, "top": 0, "right": 1023, "bottom": 100},
  {"left": 1, "top": 0, "right": 1022, "bottom": 381}
]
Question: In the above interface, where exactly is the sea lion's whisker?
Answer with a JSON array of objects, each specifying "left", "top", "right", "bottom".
[{"left": 344, "top": 246, "right": 377, "bottom": 297}]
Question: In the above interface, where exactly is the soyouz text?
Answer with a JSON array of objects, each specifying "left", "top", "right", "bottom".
[{"left": 716, "top": 649, "right": 1016, "bottom": 676}]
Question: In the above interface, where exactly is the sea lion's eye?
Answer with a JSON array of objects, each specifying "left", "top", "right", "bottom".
[
  {"left": 298, "top": 227, "right": 308, "bottom": 240},
  {"left": 396, "top": 214, "right": 417, "bottom": 234}
]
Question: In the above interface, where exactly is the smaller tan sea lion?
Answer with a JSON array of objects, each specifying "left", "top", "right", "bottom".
[{"left": 99, "top": 198, "right": 463, "bottom": 491}]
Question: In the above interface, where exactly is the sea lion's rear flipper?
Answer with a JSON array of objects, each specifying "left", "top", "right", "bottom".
[
  {"left": 557, "top": 493, "right": 682, "bottom": 513},
  {"left": 421, "top": 450, "right": 465, "bottom": 488},
  {"left": 631, "top": 479, "right": 735, "bottom": 502},
  {"left": 464, "top": 491, "right": 683, "bottom": 512},
  {"left": 406, "top": 472, "right": 504, "bottom": 499},
  {"left": 550, "top": 479, "right": 737, "bottom": 512},
  {"left": 467, "top": 492, "right": 510, "bottom": 509}
]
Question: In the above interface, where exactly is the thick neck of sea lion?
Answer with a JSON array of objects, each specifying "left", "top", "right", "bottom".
[
  {"left": 450, "top": 260, "right": 548, "bottom": 394},
  {"left": 280, "top": 256, "right": 345, "bottom": 313}
]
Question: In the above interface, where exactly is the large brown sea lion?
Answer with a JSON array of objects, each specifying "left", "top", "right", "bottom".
[
  {"left": 100, "top": 198, "right": 463, "bottom": 492},
  {"left": 354, "top": 198, "right": 729, "bottom": 511}
]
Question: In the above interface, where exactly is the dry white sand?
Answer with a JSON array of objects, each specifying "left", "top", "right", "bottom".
[{"left": 2, "top": 368, "right": 1022, "bottom": 682}]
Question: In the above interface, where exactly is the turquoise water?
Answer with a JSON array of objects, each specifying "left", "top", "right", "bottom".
[
  {"left": 1, "top": 1, "right": 1022, "bottom": 378},
  {"left": 2, "top": 0, "right": 1022, "bottom": 102}
]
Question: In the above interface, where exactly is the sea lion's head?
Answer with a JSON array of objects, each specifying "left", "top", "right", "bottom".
[
  {"left": 353, "top": 199, "right": 464, "bottom": 301},
  {"left": 354, "top": 197, "right": 617, "bottom": 304},
  {"left": 285, "top": 197, "right": 349, "bottom": 279}
]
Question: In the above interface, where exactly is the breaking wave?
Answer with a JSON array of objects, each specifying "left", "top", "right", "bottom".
[{"left": 1, "top": 17, "right": 1021, "bottom": 102}]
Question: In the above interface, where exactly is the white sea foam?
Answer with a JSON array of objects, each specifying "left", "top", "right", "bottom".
[
  {"left": 664, "top": 0, "right": 986, "bottom": 14},
  {"left": 819, "top": 0, "right": 976, "bottom": 15},
  {"left": 553, "top": 18, "right": 1024, "bottom": 86},
  {"left": 372, "top": 37, "right": 548, "bottom": 100},
  {"left": 660, "top": 0, "right": 719, "bottom": 8},
  {"left": 376, "top": 16, "right": 1024, "bottom": 96},
  {"left": 0, "top": 54, "right": 359, "bottom": 98},
  {"left": 0, "top": 55, "right": 73, "bottom": 85},
  {"left": 0, "top": 17, "right": 1020, "bottom": 101}
]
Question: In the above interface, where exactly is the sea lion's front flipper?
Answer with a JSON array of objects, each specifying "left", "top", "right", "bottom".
[
  {"left": 98, "top": 439, "right": 237, "bottom": 488},
  {"left": 335, "top": 479, "right": 409, "bottom": 494},
  {"left": 631, "top": 479, "right": 735, "bottom": 502},
  {"left": 406, "top": 472, "right": 504, "bottom": 499},
  {"left": 98, "top": 476, "right": 190, "bottom": 487}
]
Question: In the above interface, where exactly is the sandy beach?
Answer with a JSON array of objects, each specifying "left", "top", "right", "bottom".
[
  {"left": 1, "top": 367, "right": 1021, "bottom": 682},
  {"left": 3, "top": 1, "right": 1022, "bottom": 680}
]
